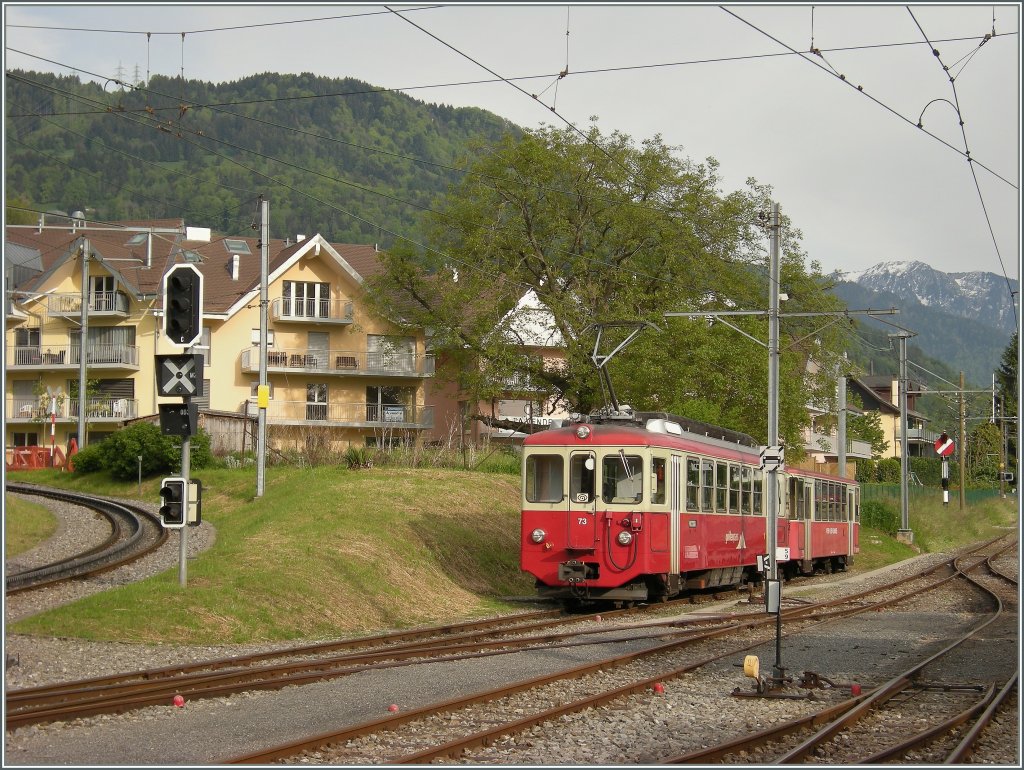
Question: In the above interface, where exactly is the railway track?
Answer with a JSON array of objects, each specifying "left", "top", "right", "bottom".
[
  {"left": 4, "top": 482, "right": 168, "bottom": 594},
  {"left": 659, "top": 546, "right": 1019, "bottom": 764},
  {"left": 216, "top": 537, "right": 1017, "bottom": 764},
  {"left": 5, "top": 492, "right": 1015, "bottom": 766}
]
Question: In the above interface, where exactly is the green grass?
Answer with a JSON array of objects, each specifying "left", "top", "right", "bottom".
[
  {"left": 7, "top": 465, "right": 532, "bottom": 644},
  {"left": 5, "top": 494, "right": 59, "bottom": 558},
  {"left": 5, "top": 466, "right": 1018, "bottom": 646}
]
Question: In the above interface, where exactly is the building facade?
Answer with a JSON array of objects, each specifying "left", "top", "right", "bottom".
[{"left": 4, "top": 219, "right": 434, "bottom": 460}]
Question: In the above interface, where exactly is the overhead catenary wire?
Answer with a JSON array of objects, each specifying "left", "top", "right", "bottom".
[{"left": 4, "top": 12, "right": 1011, "bottom": 331}]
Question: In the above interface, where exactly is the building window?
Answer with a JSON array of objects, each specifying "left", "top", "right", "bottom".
[
  {"left": 366, "top": 385, "right": 412, "bottom": 423},
  {"left": 249, "top": 382, "right": 274, "bottom": 399},
  {"left": 282, "top": 281, "right": 330, "bottom": 318},
  {"left": 12, "top": 432, "right": 39, "bottom": 447},
  {"left": 251, "top": 329, "right": 275, "bottom": 346},
  {"left": 306, "top": 383, "right": 327, "bottom": 420}
]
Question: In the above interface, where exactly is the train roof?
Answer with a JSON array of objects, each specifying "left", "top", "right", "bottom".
[{"left": 523, "top": 412, "right": 762, "bottom": 461}]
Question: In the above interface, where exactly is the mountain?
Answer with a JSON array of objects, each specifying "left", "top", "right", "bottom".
[
  {"left": 841, "top": 260, "right": 1017, "bottom": 334},
  {"left": 5, "top": 70, "right": 521, "bottom": 246},
  {"left": 832, "top": 261, "right": 1018, "bottom": 387}
]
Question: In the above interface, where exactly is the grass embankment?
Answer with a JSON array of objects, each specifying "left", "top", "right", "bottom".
[
  {"left": 4, "top": 467, "right": 1018, "bottom": 646},
  {"left": 4, "top": 494, "right": 59, "bottom": 558},
  {"left": 5, "top": 465, "right": 533, "bottom": 645}
]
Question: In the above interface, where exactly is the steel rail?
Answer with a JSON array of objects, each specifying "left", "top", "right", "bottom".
[
  {"left": 5, "top": 483, "right": 167, "bottom": 593},
  {"left": 4, "top": 600, "right": 714, "bottom": 726},
  {"left": 768, "top": 551, "right": 1010, "bottom": 764},
  {"left": 222, "top": 538, "right": 1012, "bottom": 765},
  {"left": 659, "top": 541, "right": 1017, "bottom": 764},
  {"left": 945, "top": 671, "right": 1019, "bottom": 763}
]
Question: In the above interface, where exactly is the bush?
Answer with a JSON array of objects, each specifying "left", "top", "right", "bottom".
[
  {"left": 71, "top": 422, "right": 214, "bottom": 479},
  {"left": 343, "top": 446, "right": 373, "bottom": 469},
  {"left": 71, "top": 442, "right": 108, "bottom": 474},
  {"left": 861, "top": 499, "right": 900, "bottom": 536}
]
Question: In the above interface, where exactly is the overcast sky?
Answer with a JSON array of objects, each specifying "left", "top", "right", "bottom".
[{"left": 4, "top": 2, "right": 1020, "bottom": 285}]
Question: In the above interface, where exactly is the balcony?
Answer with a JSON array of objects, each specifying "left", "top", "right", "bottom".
[
  {"left": 240, "top": 348, "right": 435, "bottom": 378},
  {"left": 7, "top": 397, "right": 138, "bottom": 422},
  {"left": 804, "top": 432, "right": 873, "bottom": 460},
  {"left": 7, "top": 344, "right": 140, "bottom": 370},
  {"left": 270, "top": 297, "right": 353, "bottom": 325},
  {"left": 905, "top": 427, "right": 939, "bottom": 445},
  {"left": 243, "top": 400, "right": 433, "bottom": 429},
  {"left": 47, "top": 291, "right": 130, "bottom": 318}
]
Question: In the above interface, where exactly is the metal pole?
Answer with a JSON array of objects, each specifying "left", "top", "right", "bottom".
[
  {"left": 897, "top": 333, "right": 912, "bottom": 540},
  {"left": 256, "top": 197, "right": 269, "bottom": 497},
  {"left": 959, "top": 371, "right": 966, "bottom": 510},
  {"left": 837, "top": 355, "right": 847, "bottom": 479},
  {"left": 78, "top": 239, "right": 89, "bottom": 447},
  {"left": 767, "top": 203, "right": 782, "bottom": 680}
]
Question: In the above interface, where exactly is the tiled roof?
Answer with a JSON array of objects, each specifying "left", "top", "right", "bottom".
[{"left": 5, "top": 222, "right": 383, "bottom": 315}]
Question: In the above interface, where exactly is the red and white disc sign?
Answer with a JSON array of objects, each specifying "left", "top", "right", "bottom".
[{"left": 934, "top": 434, "right": 955, "bottom": 457}]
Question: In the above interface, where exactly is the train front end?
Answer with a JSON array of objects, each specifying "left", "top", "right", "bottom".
[{"left": 520, "top": 421, "right": 665, "bottom": 604}]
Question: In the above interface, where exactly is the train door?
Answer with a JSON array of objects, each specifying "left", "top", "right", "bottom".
[
  {"left": 669, "top": 455, "right": 682, "bottom": 574},
  {"left": 847, "top": 485, "right": 859, "bottom": 560},
  {"left": 567, "top": 451, "right": 597, "bottom": 551},
  {"left": 799, "top": 478, "right": 814, "bottom": 573}
]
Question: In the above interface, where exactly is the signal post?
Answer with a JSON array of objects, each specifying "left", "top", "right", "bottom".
[{"left": 158, "top": 264, "right": 204, "bottom": 587}]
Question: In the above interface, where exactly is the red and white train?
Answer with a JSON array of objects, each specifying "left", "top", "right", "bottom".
[{"left": 520, "top": 411, "right": 859, "bottom": 605}]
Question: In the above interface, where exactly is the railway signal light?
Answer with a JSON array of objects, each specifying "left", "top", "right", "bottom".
[
  {"left": 159, "top": 402, "right": 198, "bottom": 437},
  {"left": 159, "top": 477, "right": 186, "bottom": 529},
  {"left": 163, "top": 264, "right": 203, "bottom": 347}
]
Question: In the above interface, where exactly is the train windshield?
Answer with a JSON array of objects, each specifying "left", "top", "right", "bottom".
[
  {"left": 525, "top": 454, "right": 563, "bottom": 503},
  {"left": 601, "top": 453, "right": 643, "bottom": 504}
]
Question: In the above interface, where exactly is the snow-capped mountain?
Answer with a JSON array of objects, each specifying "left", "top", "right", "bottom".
[
  {"left": 831, "top": 261, "right": 1018, "bottom": 386},
  {"left": 838, "top": 260, "right": 1018, "bottom": 334}
]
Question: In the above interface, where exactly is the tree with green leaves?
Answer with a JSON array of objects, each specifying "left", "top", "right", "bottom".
[{"left": 364, "top": 124, "right": 848, "bottom": 449}]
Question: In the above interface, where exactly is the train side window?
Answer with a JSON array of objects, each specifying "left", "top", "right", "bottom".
[
  {"left": 569, "top": 454, "right": 596, "bottom": 503},
  {"left": 741, "top": 466, "right": 753, "bottom": 514},
  {"left": 716, "top": 462, "right": 728, "bottom": 513},
  {"left": 840, "top": 483, "right": 848, "bottom": 521},
  {"left": 686, "top": 458, "right": 700, "bottom": 511},
  {"left": 729, "top": 464, "right": 741, "bottom": 513},
  {"left": 701, "top": 459, "right": 714, "bottom": 512},
  {"left": 652, "top": 457, "right": 667, "bottom": 505},
  {"left": 525, "top": 454, "right": 564, "bottom": 503},
  {"left": 815, "top": 480, "right": 823, "bottom": 520},
  {"left": 602, "top": 453, "right": 643, "bottom": 504},
  {"left": 753, "top": 469, "right": 764, "bottom": 514}
]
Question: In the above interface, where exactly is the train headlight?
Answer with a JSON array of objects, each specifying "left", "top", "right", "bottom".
[
  {"left": 530, "top": 528, "right": 547, "bottom": 544},
  {"left": 617, "top": 530, "right": 633, "bottom": 546},
  {"left": 575, "top": 425, "right": 591, "bottom": 439}
]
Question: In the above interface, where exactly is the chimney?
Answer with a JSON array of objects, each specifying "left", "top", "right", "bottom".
[{"left": 230, "top": 254, "right": 240, "bottom": 281}]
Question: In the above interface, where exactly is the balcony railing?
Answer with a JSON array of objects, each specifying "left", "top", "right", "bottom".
[
  {"left": 47, "top": 291, "right": 130, "bottom": 316},
  {"left": 905, "top": 427, "right": 939, "bottom": 444},
  {"left": 8, "top": 344, "right": 140, "bottom": 368},
  {"left": 240, "top": 348, "right": 435, "bottom": 377},
  {"left": 270, "top": 297, "right": 354, "bottom": 324},
  {"left": 244, "top": 400, "right": 433, "bottom": 429},
  {"left": 805, "top": 432, "right": 873, "bottom": 459},
  {"left": 7, "top": 397, "right": 138, "bottom": 421}
]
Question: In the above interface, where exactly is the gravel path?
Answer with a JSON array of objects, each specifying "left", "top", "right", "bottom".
[{"left": 3, "top": 492, "right": 1018, "bottom": 765}]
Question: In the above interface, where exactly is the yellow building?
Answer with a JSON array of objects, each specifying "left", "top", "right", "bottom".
[{"left": 4, "top": 219, "right": 434, "bottom": 459}]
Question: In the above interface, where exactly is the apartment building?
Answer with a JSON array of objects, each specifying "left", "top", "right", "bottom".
[{"left": 4, "top": 219, "right": 434, "bottom": 457}]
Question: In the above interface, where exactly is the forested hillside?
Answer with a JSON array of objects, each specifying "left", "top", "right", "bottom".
[{"left": 5, "top": 70, "right": 520, "bottom": 243}]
